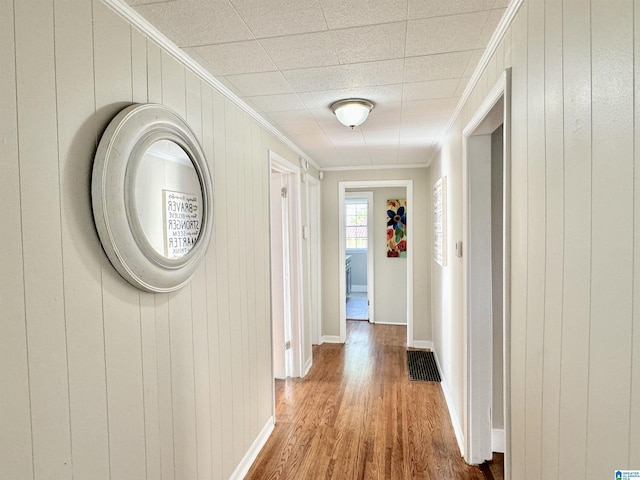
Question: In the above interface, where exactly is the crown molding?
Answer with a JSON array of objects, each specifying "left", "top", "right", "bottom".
[
  {"left": 100, "top": 0, "right": 318, "bottom": 169},
  {"left": 322, "top": 163, "right": 429, "bottom": 172}
]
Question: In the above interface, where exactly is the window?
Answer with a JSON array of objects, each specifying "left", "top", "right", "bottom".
[{"left": 345, "top": 199, "right": 368, "bottom": 249}]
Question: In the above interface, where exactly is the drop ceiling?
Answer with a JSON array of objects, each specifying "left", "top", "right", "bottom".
[{"left": 125, "top": 0, "right": 509, "bottom": 169}]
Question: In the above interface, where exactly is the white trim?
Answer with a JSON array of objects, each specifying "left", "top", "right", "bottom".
[
  {"left": 323, "top": 163, "right": 428, "bottom": 172},
  {"left": 99, "top": 0, "right": 319, "bottom": 172},
  {"left": 461, "top": 70, "right": 512, "bottom": 473},
  {"left": 433, "top": 348, "right": 464, "bottom": 456},
  {"left": 434, "top": 0, "right": 524, "bottom": 164},
  {"left": 321, "top": 335, "right": 341, "bottom": 344},
  {"left": 492, "top": 429, "right": 505, "bottom": 454},
  {"left": 305, "top": 174, "right": 322, "bottom": 349},
  {"left": 303, "top": 356, "right": 313, "bottom": 377},
  {"left": 229, "top": 417, "right": 275, "bottom": 480},
  {"left": 374, "top": 321, "right": 407, "bottom": 326},
  {"left": 412, "top": 340, "right": 434, "bottom": 350},
  {"left": 339, "top": 180, "right": 413, "bottom": 346},
  {"left": 269, "top": 151, "right": 306, "bottom": 380}
]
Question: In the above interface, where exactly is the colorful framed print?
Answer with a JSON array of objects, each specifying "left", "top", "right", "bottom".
[{"left": 387, "top": 199, "right": 407, "bottom": 258}]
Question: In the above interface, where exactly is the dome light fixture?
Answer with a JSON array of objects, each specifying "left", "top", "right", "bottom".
[{"left": 330, "top": 99, "right": 374, "bottom": 129}]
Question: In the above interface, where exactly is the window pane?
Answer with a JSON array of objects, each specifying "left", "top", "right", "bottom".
[
  {"left": 345, "top": 204, "right": 357, "bottom": 216},
  {"left": 356, "top": 238, "right": 367, "bottom": 249},
  {"left": 346, "top": 238, "right": 356, "bottom": 249},
  {"left": 346, "top": 215, "right": 357, "bottom": 226}
]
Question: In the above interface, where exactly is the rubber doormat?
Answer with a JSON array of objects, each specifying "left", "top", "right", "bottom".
[{"left": 407, "top": 350, "right": 441, "bottom": 382}]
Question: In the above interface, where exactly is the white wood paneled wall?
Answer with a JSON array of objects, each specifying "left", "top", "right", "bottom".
[
  {"left": 434, "top": 0, "right": 640, "bottom": 478},
  {"left": 0, "top": 1, "right": 288, "bottom": 478}
]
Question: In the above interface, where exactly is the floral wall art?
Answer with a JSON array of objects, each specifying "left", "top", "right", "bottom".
[{"left": 386, "top": 199, "right": 407, "bottom": 258}]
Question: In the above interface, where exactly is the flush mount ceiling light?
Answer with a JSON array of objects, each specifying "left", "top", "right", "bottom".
[{"left": 330, "top": 99, "right": 374, "bottom": 129}]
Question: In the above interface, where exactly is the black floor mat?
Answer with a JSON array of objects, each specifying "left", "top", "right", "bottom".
[{"left": 407, "top": 350, "right": 441, "bottom": 382}]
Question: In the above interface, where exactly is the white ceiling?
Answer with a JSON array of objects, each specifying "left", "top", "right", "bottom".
[{"left": 126, "top": 0, "right": 509, "bottom": 169}]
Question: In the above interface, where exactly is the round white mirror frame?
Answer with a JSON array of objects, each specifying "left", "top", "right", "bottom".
[{"left": 92, "top": 103, "right": 214, "bottom": 293}]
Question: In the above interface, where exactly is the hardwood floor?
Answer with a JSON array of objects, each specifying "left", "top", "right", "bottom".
[{"left": 246, "top": 321, "right": 489, "bottom": 479}]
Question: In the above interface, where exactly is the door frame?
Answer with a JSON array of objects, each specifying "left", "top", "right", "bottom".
[
  {"left": 338, "top": 180, "right": 414, "bottom": 345},
  {"left": 269, "top": 150, "right": 305, "bottom": 379},
  {"left": 305, "top": 173, "right": 322, "bottom": 347},
  {"left": 344, "top": 191, "right": 374, "bottom": 323},
  {"left": 462, "top": 69, "right": 511, "bottom": 474}
]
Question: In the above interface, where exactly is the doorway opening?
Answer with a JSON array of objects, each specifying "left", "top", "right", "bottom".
[
  {"left": 338, "top": 180, "right": 414, "bottom": 346},
  {"left": 344, "top": 191, "right": 373, "bottom": 322},
  {"left": 269, "top": 151, "right": 305, "bottom": 380},
  {"left": 462, "top": 69, "right": 511, "bottom": 478}
]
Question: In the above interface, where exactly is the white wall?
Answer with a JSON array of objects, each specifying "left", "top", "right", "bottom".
[
  {"left": 0, "top": 1, "right": 303, "bottom": 478},
  {"left": 373, "top": 187, "right": 408, "bottom": 324},
  {"left": 432, "top": 0, "right": 640, "bottom": 478},
  {"left": 321, "top": 168, "right": 430, "bottom": 341}
]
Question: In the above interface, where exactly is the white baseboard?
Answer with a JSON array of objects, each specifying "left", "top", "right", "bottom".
[
  {"left": 303, "top": 356, "right": 313, "bottom": 377},
  {"left": 432, "top": 348, "right": 465, "bottom": 456},
  {"left": 322, "top": 335, "right": 342, "bottom": 344},
  {"left": 492, "top": 428, "right": 505, "bottom": 453},
  {"left": 350, "top": 285, "right": 367, "bottom": 292},
  {"left": 411, "top": 340, "right": 434, "bottom": 350},
  {"left": 229, "top": 417, "right": 274, "bottom": 480},
  {"left": 374, "top": 321, "right": 407, "bottom": 326}
]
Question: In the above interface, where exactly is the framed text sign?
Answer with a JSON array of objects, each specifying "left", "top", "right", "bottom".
[{"left": 163, "top": 190, "right": 201, "bottom": 259}]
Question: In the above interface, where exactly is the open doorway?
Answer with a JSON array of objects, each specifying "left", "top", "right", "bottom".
[
  {"left": 344, "top": 192, "right": 373, "bottom": 322},
  {"left": 338, "top": 180, "right": 414, "bottom": 346},
  {"left": 269, "top": 151, "right": 305, "bottom": 380},
  {"left": 462, "top": 69, "right": 511, "bottom": 477}
]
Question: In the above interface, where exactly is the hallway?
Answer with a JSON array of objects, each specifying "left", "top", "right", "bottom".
[{"left": 246, "top": 321, "right": 486, "bottom": 479}]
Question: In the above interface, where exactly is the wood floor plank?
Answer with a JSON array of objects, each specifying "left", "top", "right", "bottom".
[{"left": 246, "top": 321, "right": 488, "bottom": 480}]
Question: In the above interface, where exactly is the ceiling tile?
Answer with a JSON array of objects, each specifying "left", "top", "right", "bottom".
[
  {"left": 401, "top": 97, "right": 456, "bottom": 116},
  {"left": 362, "top": 128, "right": 400, "bottom": 146},
  {"left": 479, "top": 8, "right": 507, "bottom": 46},
  {"left": 369, "top": 146, "right": 400, "bottom": 164},
  {"left": 455, "top": 77, "right": 471, "bottom": 96},
  {"left": 320, "top": 0, "right": 408, "bottom": 29},
  {"left": 125, "top": 0, "right": 509, "bottom": 170},
  {"left": 267, "top": 110, "right": 324, "bottom": 135},
  {"left": 134, "top": 0, "right": 254, "bottom": 47},
  {"left": 402, "top": 78, "right": 460, "bottom": 101},
  {"left": 341, "top": 59, "right": 405, "bottom": 88},
  {"left": 330, "top": 131, "right": 367, "bottom": 148},
  {"left": 189, "top": 41, "right": 276, "bottom": 75},
  {"left": 406, "top": 11, "right": 490, "bottom": 56},
  {"left": 401, "top": 113, "right": 450, "bottom": 127},
  {"left": 407, "top": 0, "right": 495, "bottom": 19},
  {"left": 297, "top": 85, "right": 403, "bottom": 110},
  {"left": 224, "top": 71, "right": 293, "bottom": 96},
  {"left": 403, "top": 51, "right": 472, "bottom": 82},
  {"left": 230, "top": 0, "right": 327, "bottom": 38},
  {"left": 331, "top": 23, "right": 406, "bottom": 64},
  {"left": 399, "top": 144, "right": 433, "bottom": 163},
  {"left": 282, "top": 65, "right": 347, "bottom": 92},
  {"left": 246, "top": 93, "right": 306, "bottom": 112},
  {"left": 400, "top": 125, "right": 442, "bottom": 140},
  {"left": 288, "top": 132, "right": 334, "bottom": 150},
  {"left": 463, "top": 49, "right": 485, "bottom": 77},
  {"left": 128, "top": 0, "right": 173, "bottom": 5},
  {"left": 260, "top": 32, "right": 339, "bottom": 70}
]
